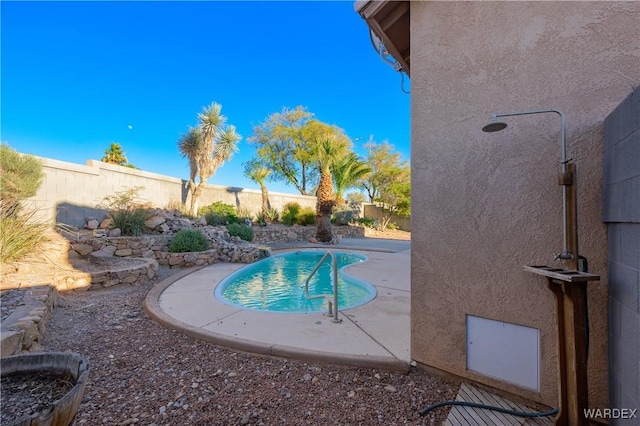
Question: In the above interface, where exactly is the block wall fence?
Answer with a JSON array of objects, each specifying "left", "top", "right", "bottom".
[
  {"left": 26, "top": 156, "right": 410, "bottom": 231},
  {"left": 27, "top": 157, "right": 318, "bottom": 228}
]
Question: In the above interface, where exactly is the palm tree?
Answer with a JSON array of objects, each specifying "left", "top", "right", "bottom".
[
  {"left": 101, "top": 143, "right": 128, "bottom": 165},
  {"left": 243, "top": 159, "right": 272, "bottom": 217},
  {"left": 314, "top": 135, "right": 349, "bottom": 242},
  {"left": 331, "top": 152, "right": 371, "bottom": 205},
  {"left": 178, "top": 103, "right": 241, "bottom": 216}
]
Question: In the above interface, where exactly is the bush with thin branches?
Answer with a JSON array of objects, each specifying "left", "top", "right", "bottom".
[
  {"left": 99, "top": 186, "right": 152, "bottom": 236},
  {"left": 0, "top": 204, "right": 50, "bottom": 264}
]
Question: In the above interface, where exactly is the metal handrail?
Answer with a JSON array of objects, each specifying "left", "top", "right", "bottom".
[{"left": 303, "top": 251, "right": 341, "bottom": 323}]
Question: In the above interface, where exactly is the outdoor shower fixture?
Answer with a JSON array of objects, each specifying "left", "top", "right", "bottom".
[
  {"left": 482, "top": 109, "right": 574, "bottom": 262},
  {"left": 484, "top": 109, "right": 602, "bottom": 425}
]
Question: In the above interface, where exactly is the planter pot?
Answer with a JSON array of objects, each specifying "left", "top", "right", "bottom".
[{"left": 1, "top": 352, "right": 89, "bottom": 426}]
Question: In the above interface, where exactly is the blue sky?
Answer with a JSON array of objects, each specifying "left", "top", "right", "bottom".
[{"left": 1, "top": 1, "right": 410, "bottom": 194}]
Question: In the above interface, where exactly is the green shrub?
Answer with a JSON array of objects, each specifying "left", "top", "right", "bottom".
[
  {"left": 331, "top": 205, "right": 355, "bottom": 225},
  {"left": 99, "top": 187, "right": 152, "bottom": 236},
  {"left": 200, "top": 202, "right": 238, "bottom": 225},
  {"left": 111, "top": 209, "right": 150, "bottom": 236},
  {"left": 169, "top": 229, "right": 208, "bottom": 253},
  {"left": 357, "top": 217, "right": 376, "bottom": 227},
  {"left": 226, "top": 223, "right": 254, "bottom": 242},
  {"left": 255, "top": 212, "right": 268, "bottom": 226},
  {"left": 281, "top": 202, "right": 301, "bottom": 226},
  {"left": 0, "top": 144, "right": 44, "bottom": 211},
  {"left": 298, "top": 207, "right": 316, "bottom": 225},
  {"left": 264, "top": 208, "right": 280, "bottom": 223}
]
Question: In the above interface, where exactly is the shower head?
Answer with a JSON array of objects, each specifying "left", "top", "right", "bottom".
[{"left": 482, "top": 121, "right": 508, "bottom": 133}]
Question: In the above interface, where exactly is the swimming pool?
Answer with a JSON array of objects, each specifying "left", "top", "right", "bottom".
[{"left": 215, "top": 251, "right": 377, "bottom": 313}]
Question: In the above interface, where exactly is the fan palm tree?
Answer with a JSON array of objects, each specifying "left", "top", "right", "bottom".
[
  {"left": 178, "top": 103, "right": 241, "bottom": 216},
  {"left": 101, "top": 143, "right": 128, "bottom": 165},
  {"left": 332, "top": 152, "right": 371, "bottom": 205},
  {"left": 314, "top": 135, "right": 349, "bottom": 242}
]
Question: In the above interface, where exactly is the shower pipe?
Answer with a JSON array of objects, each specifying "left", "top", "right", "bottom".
[{"left": 482, "top": 109, "right": 573, "bottom": 261}]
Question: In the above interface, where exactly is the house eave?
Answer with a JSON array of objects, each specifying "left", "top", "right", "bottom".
[{"left": 355, "top": 0, "right": 410, "bottom": 77}]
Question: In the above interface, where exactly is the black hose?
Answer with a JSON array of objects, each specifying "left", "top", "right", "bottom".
[
  {"left": 419, "top": 400, "right": 559, "bottom": 418},
  {"left": 420, "top": 258, "right": 591, "bottom": 419}
]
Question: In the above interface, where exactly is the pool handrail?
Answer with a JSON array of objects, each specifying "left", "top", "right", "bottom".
[{"left": 303, "top": 250, "right": 341, "bottom": 323}]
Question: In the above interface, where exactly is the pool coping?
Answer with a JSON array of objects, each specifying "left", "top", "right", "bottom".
[{"left": 144, "top": 246, "right": 411, "bottom": 372}]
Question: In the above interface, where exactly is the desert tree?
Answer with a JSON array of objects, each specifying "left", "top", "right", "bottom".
[
  {"left": 178, "top": 102, "right": 241, "bottom": 216},
  {"left": 331, "top": 152, "right": 370, "bottom": 205},
  {"left": 102, "top": 143, "right": 128, "bottom": 165},
  {"left": 243, "top": 158, "right": 272, "bottom": 217},
  {"left": 310, "top": 123, "right": 351, "bottom": 242},
  {"left": 248, "top": 106, "right": 319, "bottom": 195}
]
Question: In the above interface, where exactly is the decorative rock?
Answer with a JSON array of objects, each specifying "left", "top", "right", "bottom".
[
  {"left": 142, "top": 250, "right": 156, "bottom": 258},
  {"left": 109, "top": 228, "right": 122, "bottom": 237},
  {"left": 7, "top": 320, "right": 39, "bottom": 347},
  {"left": 93, "top": 245, "right": 117, "bottom": 257},
  {"left": 115, "top": 248, "right": 133, "bottom": 257},
  {"left": 176, "top": 218, "right": 192, "bottom": 228},
  {"left": 72, "top": 243, "right": 94, "bottom": 256},
  {"left": 100, "top": 218, "right": 113, "bottom": 229},
  {"left": 0, "top": 329, "right": 25, "bottom": 356},
  {"left": 145, "top": 216, "right": 166, "bottom": 229},
  {"left": 86, "top": 219, "right": 99, "bottom": 230}
]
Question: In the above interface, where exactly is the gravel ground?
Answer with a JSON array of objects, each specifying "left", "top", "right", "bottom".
[{"left": 39, "top": 266, "right": 458, "bottom": 425}]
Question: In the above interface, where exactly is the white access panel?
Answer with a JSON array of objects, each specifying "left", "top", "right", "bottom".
[{"left": 466, "top": 315, "right": 540, "bottom": 391}]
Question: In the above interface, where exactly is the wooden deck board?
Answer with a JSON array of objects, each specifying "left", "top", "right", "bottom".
[{"left": 445, "top": 384, "right": 554, "bottom": 426}]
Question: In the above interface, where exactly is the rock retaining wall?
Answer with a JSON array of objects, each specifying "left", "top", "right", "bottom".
[
  {"left": 252, "top": 225, "right": 365, "bottom": 245},
  {"left": 68, "top": 226, "right": 268, "bottom": 268},
  {"left": 0, "top": 286, "right": 58, "bottom": 356},
  {"left": 79, "top": 258, "right": 158, "bottom": 290}
]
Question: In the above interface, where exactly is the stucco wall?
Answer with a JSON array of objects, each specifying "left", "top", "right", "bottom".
[
  {"left": 27, "top": 157, "right": 317, "bottom": 228},
  {"left": 411, "top": 1, "right": 639, "bottom": 409}
]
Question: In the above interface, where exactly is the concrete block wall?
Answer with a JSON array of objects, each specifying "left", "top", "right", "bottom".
[
  {"left": 362, "top": 204, "right": 410, "bottom": 231},
  {"left": 603, "top": 87, "right": 640, "bottom": 418},
  {"left": 27, "top": 157, "right": 317, "bottom": 228}
]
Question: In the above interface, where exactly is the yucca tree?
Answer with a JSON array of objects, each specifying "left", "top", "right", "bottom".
[
  {"left": 178, "top": 103, "right": 241, "bottom": 216},
  {"left": 332, "top": 152, "right": 371, "bottom": 205},
  {"left": 101, "top": 143, "right": 128, "bottom": 165},
  {"left": 243, "top": 159, "right": 272, "bottom": 216},
  {"left": 314, "top": 134, "right": 349, "bottom": 242}
]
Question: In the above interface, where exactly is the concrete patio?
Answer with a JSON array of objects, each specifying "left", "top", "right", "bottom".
[{"left": 144, "top": 238, "right": 411, "bottom": 371}]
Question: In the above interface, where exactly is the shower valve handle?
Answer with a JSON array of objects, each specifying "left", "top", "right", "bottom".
[{"left": 553, "top": 251, "right": 574, "bottom": 261}]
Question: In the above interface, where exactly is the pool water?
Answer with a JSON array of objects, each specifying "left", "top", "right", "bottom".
[{"left": 215, "top": 251, "right": 376, "bottom": 313}]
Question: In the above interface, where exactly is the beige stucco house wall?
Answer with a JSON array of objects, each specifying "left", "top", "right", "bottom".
[{"left": 408, "top": 1, "right": 639, "bottom": 409}]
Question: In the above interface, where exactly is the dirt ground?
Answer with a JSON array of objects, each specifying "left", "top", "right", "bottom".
[{"left": 363, "top": 228, "right": 411, "bottom": 241}]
